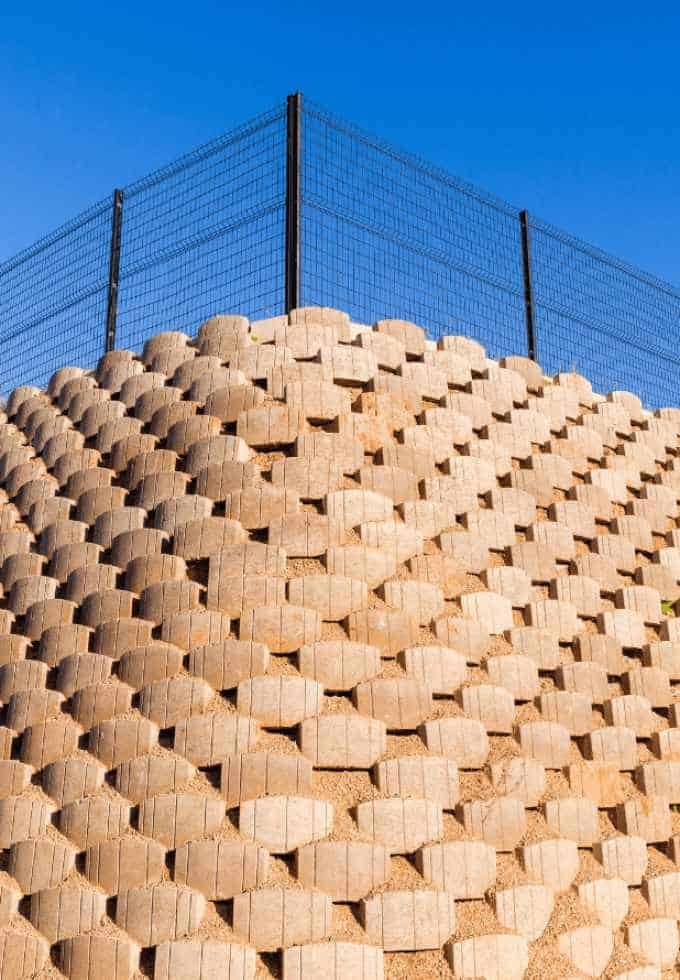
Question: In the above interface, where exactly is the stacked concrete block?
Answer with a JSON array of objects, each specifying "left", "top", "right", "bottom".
[{"left": 1, "top": 308, "right": 680, "bottom": 978}]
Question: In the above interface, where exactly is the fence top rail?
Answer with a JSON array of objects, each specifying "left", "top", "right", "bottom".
[
  {"left": 0, "top": 197, "right": 110, "bottom": 278},
  {"left": 123, "top": 102, "right": 286, "bottom": 199}
]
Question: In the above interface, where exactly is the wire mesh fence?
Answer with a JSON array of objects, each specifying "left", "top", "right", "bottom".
[{"left": 1, "top": 92, "right": 679, "bottom": 408}]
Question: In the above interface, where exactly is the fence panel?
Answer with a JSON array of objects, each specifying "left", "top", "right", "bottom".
[
  {"left": 529, "top": 217, "right": 680, "bottom": 407},
  {"left": 115, "top": 104, "right": 287, "bottom": 354},
  {"left": 0, "top": 201, "right": 110, "bottom": 395},
  {"left": 300, "top": 100, "right": 527, "bottom": 360}
]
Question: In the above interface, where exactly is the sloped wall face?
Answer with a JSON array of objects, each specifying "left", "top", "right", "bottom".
[{"left": 1, "top": 306, "right": 680, "bottom": 980}]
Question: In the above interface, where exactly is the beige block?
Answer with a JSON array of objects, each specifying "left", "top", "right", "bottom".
[
  {"left": 458, "top": 797, "right": 527, "bottom": 850},
  {"left": 486, "top": 654, "right": 539, "bottom": 701},
  {"left": 355, "top": 678, "right": 432, "bottom": 731},
  {"left": 361, "top": 889, "right": 456, "bottom": 952},
  {"left": 604, "top": 695, "right": 657, "bottom": 736},
  {"left": 626, "top": 918, "right": 679, "bottom": 969},
  {"left": 567, "top": 761, "right": 624, "bottom": 807},
  {"left": 539, "top": 690, "right": 593, "bottom": 736},
  {"left": 326, "top": 544, "right": 397, "bottom": 589},
  {"left": 399, "top": 645, "right": 467, "bottom": 694},
  {"left": 578, "top": 876, "right": 629, "bottom": 930},
  {"left": 174, "top": 839, "right": 269, "bottom": 900},
  {"left": 433, "top": 616, "right": 490, "bottom": 664},
  {"left": 220, "top": 752, "right": 312, "bottom": 807},
  {"left": 232, "top": 887, "right": 332, "bottom": 952},
  {"left": 239, "top": 605, "right": 322, "bottom": 654},
  {"left": 298, "top": 640, "right": 381, "bottom": 691},
  {"left": 355, "top": 797, "right": 443, "bottom": 853},
  {"left": 417, "top": 839, "right": 495, "bottom": 898},
  {"left": 296, "top": 841, "right": 390, "bottom": 901},
  {"left": 488, "top": 756, "right": 546, "bottom": 806},
  {"left": 346, "top": 608, "right": 420, "bottom": 657},
  {"left": 447, "top": 934, "right": 528, "bottom": 980},
  {"left": 115, "top": 883, "right": 206, "bottom": 946},
  {"left": 84, "top": 836, "right": 166, "bottom": 894},
  {"left": 558, "top": 925, "right": 614, "bottom": 977},
  {"left": 237, "top": 676, "right": 324, "bottom": 727},
  {"left": 457, "top": 683, "right": 515, "bottom": 733},
  {"left": 153, "top": 940, "right": 256, "bottom": 980},
  {"left": 374, "top": 755, "right": 459, "bottom": 809},
  {"left": 282, "top": 942, "right": 384, "bottom": 980},
  {"left": 239, "top": 796, "right": 333, "bottom": 853},
  {"left": 543, "top": 797, "right": 599, "bottom": 846},
  {"left": 173, "top": 713, "right": 258, "bottom": 767},
  {"left": 298, "top": 714, "right": 386, "bottom": 769},
  {"left": 137, "top": 793, "right": 225, "bottom": 849},
  {"left": 59, "top": 934, "right": 140, "bottom": 980},
  {"left": 520, "top": 837, "right": 579, "bottom": 891},
  {"left": 494, "top": 883, "right": 554, "bottom": 941},
  {"left": 288, "top": 574, "right": 368, "bottom": 621},
  {"left": 421, "top": 717, "right": 489, "bottom": 767},
  {"left": 594, "top": 834, "right": 648, "bottom": 885}
]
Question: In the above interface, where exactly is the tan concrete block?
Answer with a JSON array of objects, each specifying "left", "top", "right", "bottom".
[
  {"left": 433, "top": 616, "right": 490, "bottom": 664},
  {"left": 508, "top": 541, "right": 559, "bottom": 584},
  {"left": 437, "top": 530, "right": 490, "bottom": 575},
  {"left": 84, "top": 835, "right": 166, "bottom": 894},
  {"left": 296, "top": 840, "right": 390, "bottom": 901},
  {"left": 558, "top": 925, "right": 614, "bottom": 977},
  {"left": 525, "top": 598, "right": 580, "bottom": 642},
  {"left": 626, "top": 918, "right": 679, "bottom": 969},
  {"left": 270, "top": 457, "right": 345, "bottom": 499},
  {"left": 420, "top": 717, "right": 490, "bottom": 767},
  {"left": 237, "top": 676, "right": 324, "bottom": 727},
  {"left": 298, "top": 640, "right": 381, "bottom": 691},
  {"left": 299, "top": 715, "right": 386, "bottom": 769},
  {"left": 361, "top": 889, "right": 455, "bottom": 951},
  {"left": 459, "top": 796, "right": 527, "bottom": 850},
  {"left": 223, "top": 487, "right": 299, "bottom": 530},
  {"left": 584, "top": 725, "right": 637, "bottom": 770},
  {"left": 174, "top": 839, "right": 269, "bottom": 900},
  {"left": 616, "top": 796, "right": 671, "bottom": 842},
  {"left": 520, "top": 837, "right": 579, "bottom": 891},
  {"left": 457, "top": 683, "right": 515, "bottom": 733},
  {"left": 239, "top": 605, "right": 322, "bottom": 654},
  {"left": 593, "top": 534, "right": 637, "bottom": 574},
  {"left": 539, "top": 690, "right": 592, "bottom": 735},
  {"left": 462, "top": 509, "right": 516, "bottom": 550},
  {"left": 550, "top": 574, "right": 603, "bottom": 618},
  {"left": 417, "top": 839, "right": 495, "bottom": 898},
  {"left": 604, "top": 695, "right": 657, "bottom": 736},
  {"left": 220, "top": 751, "right": 312, "bottom": 807},
  {"left": 152, "top": 939, "right": 255, "bottom": 980},
  {"left": 358, "top": 519, "right": 424, "bottom": 563},
  {"left": 488, "top": 756, "right": 546, "bottom": 806},
  {"left": 288, "top": 574, "right": 368, "bottom": 621},
  {"left": 355, "top": 678, "right": 432, "bottom": 731},
  {"left": 516, "top": 720, "right": 571, "bottom": 768},
  {"left": 543, "top": 796, "right": 599, "bottom": 845},
  {"left": 59, "top": 934, "right": 140, "bottom": 980},
  {"left": 282, "top": 941, "right": 384, "bottom": 980},
  {"left": 8, "top": 837, "right": 76, "bottom": 893},
  {"left": 137, "top": 792, "right": 225, "bottom": 848},
  {"left": 575, "top": 633, "right": 626, "bottom": 673},
  {"left": 356, "top": 797, "right": 442, "bottom": 852},
  {"left": 115, "top": 883, "right": 206, "bottom": 946},
  {"left": 623, "top": 667, "right": 671, "bottom": 707},
  {"left": 567, "top": 761, "right": 624, "bottom": 807},
  {"left": 447, "top": 934, "right": 528, "bottom": 980},
  {"left": 0, "top": 929, "right": 49, "bottom": 977},
  {"left": 506, "top": 626, "right": 560, "bottom": 669},
  {"left": 494, "top": 883, "right": 554, "bottom": 941},
  {"left": 399, "top": 645, "right": 468, "bottom": 694},
  {"left": 346, "top": 608, "right": 420, "bottom": 657},
  {"left": 374, "top": 754, "right": 459, "bottom": 809},
  {"left": 29, "top": 885, "right": 106, "bottom": 943},
  {"left": 171, "top": 517, "right": 247, "bottom": 560},
  {"left": 642, "top": 871, "right": 680, "bottom": 917},
  {"left": 556, "top": 662, "right": 609, "bottom": 703},
  {"left": 173, "top": 712, "right": 258, "bottom": 767},
  {"left": 59, "top": 796, "right": 131, "bottom": 849},
  {"left": 295, "top": 431, "right": 364, "bottom": 474},
  {"left": 482, "top": 566, "right": 532, "bottom": 607},
  {"left": 240, "top": 796, "right": 333, "bottom": 853},
  {"left": 357, "top": 464, "right": 419, "bottom": 506},
  {"left": 486, "top": 654, "right": 539, "bottom": 701},
  {"left": 268, "top": 512, "right": 347, "bottom": 558}
]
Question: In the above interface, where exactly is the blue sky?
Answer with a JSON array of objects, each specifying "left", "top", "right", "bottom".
[{"left": 1, "top": 2, "right": 679, "bottom": 283}]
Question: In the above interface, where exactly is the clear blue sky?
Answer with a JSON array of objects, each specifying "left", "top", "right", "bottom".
[{"left": 1, "top": 2, "right": 679, "bottom": 283}]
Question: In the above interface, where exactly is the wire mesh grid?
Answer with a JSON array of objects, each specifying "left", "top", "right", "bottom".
[
  {"left": 300, "top": 99, "right": 527, "bottom": 360},
  {"left": 528, "top": 217, "right": 680, "bottom": 407},
  {"left": 1, "top": 92, "right": 680, "bottom": 410},
  {"left": 0, "top": 200, "right": 111, "bottom": 396},
  {"left": 116, "top": 104, "right": 287, "bottom": 353}
]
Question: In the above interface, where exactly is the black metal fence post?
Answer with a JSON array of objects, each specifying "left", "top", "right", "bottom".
[
  {"left": 285, "top": 92, "right": 302, "bottom": 314},
  {"left": 105, "top": 188, "right": 124, "bottom": 353},
  {"left": 519, "top": 209, "right": 537, "bottom": 361}
]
